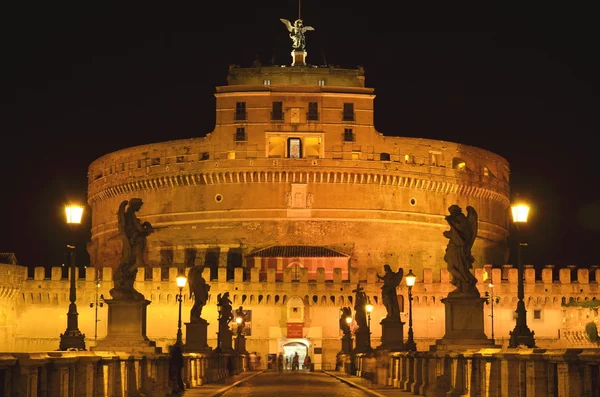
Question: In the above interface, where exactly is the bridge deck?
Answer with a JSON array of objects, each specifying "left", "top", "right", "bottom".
[{"left": 177, "top": 370, "right": 415, "bottom": 397}]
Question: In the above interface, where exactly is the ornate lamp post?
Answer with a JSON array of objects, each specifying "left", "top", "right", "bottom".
[
  {"left": 509, "top": 200, "right": 536, "bottom": 348},
  {"left": 89, "top": 277, "right": 105, "bottom": 345},
  {"left": 405, "top": 269, "right": 417, "bottom": 352},
  {"left": 59, "top": 204, "right": 86, "bottom": 351},
  {"left": 235, "top": 307, "right": 247, "bottom": 354},
  {"left": 365, "top": 298, "right": 373, "bottom": 349},
  {"left": 175, "top": 275, "right": 187, "bottom": 347},
  {"left": 485, "top": 280, "right": 500, "bottom": 340},
  {"left": 365, "top": 298, "right": 373, "bottom": 330}
]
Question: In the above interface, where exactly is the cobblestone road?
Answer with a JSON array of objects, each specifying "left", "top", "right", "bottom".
[{"left": 219, "top": 371, "right": 372, "bottom": 397}]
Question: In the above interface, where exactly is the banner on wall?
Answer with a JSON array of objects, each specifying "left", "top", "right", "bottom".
[{"left": 287, "top": 322, "right": 304, "bottom": 338}]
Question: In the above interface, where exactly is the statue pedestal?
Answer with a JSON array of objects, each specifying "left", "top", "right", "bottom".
[
  {"left": 377, "top": 320, "right": 406, "bottom": 351},
  {"left": 185, "top": 320, "right": 212, "bottom": 353},
  {"left": 432, "top": 293, "right": 498, "bottom": 351},
  {"left": 340, "top": 334, "right": 353, "bottom": 354},
  {"left": 215, "top": 325, "right": 234, "bottom": 354},
  {"left": 91, "top": 298, "right": 161, "bottom": 354},
  {"left": 291, "top": 50, "right": 307, "bottom": 66},
  {"left": 353, "top": 329, "right": 373, "bottom": 354},
  {"left": 235, "top": 334, "right": 247, "bottom": 354}
]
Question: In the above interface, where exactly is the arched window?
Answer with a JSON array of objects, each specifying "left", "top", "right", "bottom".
[{"left": 287, "top": 262, "right": 304, "bottom": 281}]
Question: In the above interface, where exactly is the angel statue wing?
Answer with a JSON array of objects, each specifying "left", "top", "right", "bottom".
[
  {"left": 392, "top": 267, "right": 404, "bottom": 287},
  {"left": 465, "top": 206, "right": 478, "bottom": 263},
  {"left": 303, "top": 26, "right": 315, "bottom": 32},
  {"left": 280, "top": 18, "right": 293, "bottom": 32},
  {"left": 117, "top": 200, "right": 129, "bottom": 236},
  {"left": 188, "top": 266, "right": 199, "bottom": 299}
]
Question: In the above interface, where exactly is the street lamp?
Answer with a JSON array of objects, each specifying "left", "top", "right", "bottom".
[
  {"left": 485, "top": 281, "right": 500, "bottom": 340},
  {"left": 59, "top": 204, "right": 86, "bottom": 351},
  {"left": 405, "top": 269, "right": 416, "bottom": 352},
  {"left": 235, "top": 306, "right": 247, "bottom": 354},
  {"left": 508, "top": 200, "right": 536, "bottom": 348},
  {"left": 365, "top": 298, "right": 373, "bottom": 330},
  {"left": 175, "top": 275, "right": 187, "bottom": 347},
  {"left": 89, "top": 277, "right": 104, "bottom": 345}
]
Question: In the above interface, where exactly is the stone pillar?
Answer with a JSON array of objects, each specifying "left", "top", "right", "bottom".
[
  {"left": 412, "top": 354, "right": 424, "bottom": 394},
  {"left": 556, "top": 361, "right": 584, "bottom": 397},
  {"left": 526, "top": 356, "right": 550, "bottom": 396}
]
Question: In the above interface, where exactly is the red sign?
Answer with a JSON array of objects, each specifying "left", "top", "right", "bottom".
[{"left": 287, "top": 323, "right": 304, "bottom": 338}]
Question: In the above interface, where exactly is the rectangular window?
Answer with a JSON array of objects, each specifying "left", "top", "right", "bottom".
[
  {"left": 272, "top": 102, "right": 283, "bottom": 121},
  {"left": 263, "top": 79, "right": 271, "bottom": 86},
  {"left": 343, "top": 128, "right": 354, "bottom": 142},
  {"left": 235, "top": 102, "right": 246, "bottom": 120},
  {"left": 318, "top": 80, "right": 325, "bottom": 86},
  {"left": 288, "top": 138, "right": 302, "bottom": 159},
  {"left": 307, "top": 102, "right": 319, "bottom": 121},
  {"left": 343, "top": 103, "right": 354, "bottom": 121},
  {"left": 235, "top": 127, "right": 246, "bottom": 141},
  {"left": 533, "top": 309, "right": 542, "bottom": 320}
]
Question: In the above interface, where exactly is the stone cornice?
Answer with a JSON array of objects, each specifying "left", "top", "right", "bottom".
[{"left": 88, "top": 167, "right": 510, "bottom": 207}]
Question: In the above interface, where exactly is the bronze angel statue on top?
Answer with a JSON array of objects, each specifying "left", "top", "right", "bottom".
[
  {"left": 443, "top": 204, "right": 479, "bottom": 295},
  {"left": 280, "top": 18, "right": 314, "bottom": 51}
]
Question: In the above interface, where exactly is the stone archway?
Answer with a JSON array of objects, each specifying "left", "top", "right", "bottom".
[{"left": 282, "top": 340, "right": 308, "bottom": 370}]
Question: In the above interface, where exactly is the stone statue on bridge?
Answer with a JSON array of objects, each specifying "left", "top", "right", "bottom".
[
  {"left": 111, "top": 198, "right": 154, "bottom": 300},
  {"left": 339, "top": 307, "right": 352, "bottom": 336},
  {"left": 188, "top": 266, "right": 210, "bottom": 322},
  {"left": 377, "top": 264, "right": 403, "bottom": 321},
  {"left": 443, "top": 204, "right": 479, "bottom": 295},
  {"left": 217, "top": 292, "right": 234, "bottom": 326}
]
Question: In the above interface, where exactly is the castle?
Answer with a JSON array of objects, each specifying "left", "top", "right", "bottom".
[
  {"left": 1, "top": 20, "right": 597, "bottom": 369},
  {"left": 1, "top": 259, "right": 598, "bottom": 368}
]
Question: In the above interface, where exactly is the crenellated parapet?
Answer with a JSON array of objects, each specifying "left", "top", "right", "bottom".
[{"left": 14, "top": 264, "right": 600, "bottom": 310}]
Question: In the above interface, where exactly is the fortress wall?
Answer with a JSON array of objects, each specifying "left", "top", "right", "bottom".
[
  {"left": 4, "top": 264, "right": 600, "bottom": 352},
  {"left": 85, "top": 156, "right": 510, "bottom": 271},
  {"left": 87, "top": 138, "right": 508, "bottom": 201}
]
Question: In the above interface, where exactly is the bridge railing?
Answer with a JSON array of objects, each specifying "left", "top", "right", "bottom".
[
  {"left": 344, "top": 348, "right": 600, "bottom": 397},
  {"left": 0, "top": 351, "right": 244, "bottom": 396}
]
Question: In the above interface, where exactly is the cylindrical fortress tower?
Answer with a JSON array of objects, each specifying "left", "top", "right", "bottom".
[{"left": 87, "top": 65, "right": 510, "bottom": 281}]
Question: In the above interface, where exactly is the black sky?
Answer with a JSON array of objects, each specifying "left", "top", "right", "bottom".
[{"left": 1, "top": 2, "right": 599, "bottom": 271}]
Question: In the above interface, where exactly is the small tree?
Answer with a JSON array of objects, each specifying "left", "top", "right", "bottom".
[{"left": 585, "top": 322, "right": 600, "bottom": 344}]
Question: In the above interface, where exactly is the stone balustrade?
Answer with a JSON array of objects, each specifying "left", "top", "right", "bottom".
[
  {"left": 343, "top": 347, "right": 600, "bottom": 397},
  {"left": 0, "top": 351, "right": 242, "bottom": 397}
]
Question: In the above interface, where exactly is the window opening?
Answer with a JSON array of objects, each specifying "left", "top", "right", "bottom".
[
  {"left": 288, "top": 138, "right": 302, "bottom": 159},
  {"left": 272, "top": 102, "right": 284, "bottom": 121}
]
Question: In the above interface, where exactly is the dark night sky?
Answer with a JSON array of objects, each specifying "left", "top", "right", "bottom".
[{"left": 1, "top": 2, "right": 599, "bottom": 272}]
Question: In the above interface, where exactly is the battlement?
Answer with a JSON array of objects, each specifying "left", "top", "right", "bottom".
[{"left": 21, "top": 263, "right": 598, "bottom": 286}]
